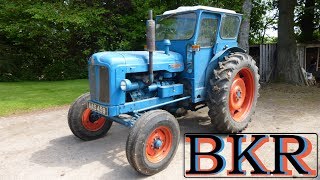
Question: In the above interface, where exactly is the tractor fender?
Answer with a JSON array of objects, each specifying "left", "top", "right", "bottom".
[{"left": 205, "top": 47, "right": 246, "bottom": 85}]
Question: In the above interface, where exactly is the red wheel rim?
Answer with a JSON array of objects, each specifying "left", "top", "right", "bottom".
[
  {"left": 229, "top": 68, "right": 255, "bottom": 122},
  {"left": 82, "top": 108, "right": 106, "bottom": 131},
  {"left": 145, "top": 126, "right": 172, "bottom": 163}
]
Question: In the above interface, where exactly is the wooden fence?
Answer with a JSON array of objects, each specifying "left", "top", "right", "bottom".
[
  {"left": 258, "top": 44, "right": 276, "bottom": 82},
  {"left": 249, "top": 43, "right": 319, "bottom": 82}
]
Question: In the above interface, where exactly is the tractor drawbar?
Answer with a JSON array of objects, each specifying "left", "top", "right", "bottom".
[{"left": 146, "top": 10, "right": 155, "bottom": 85}]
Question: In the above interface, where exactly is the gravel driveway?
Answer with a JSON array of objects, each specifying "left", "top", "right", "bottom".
[{"left": 0, "top": 84, "right": 319, "bottom": 179}]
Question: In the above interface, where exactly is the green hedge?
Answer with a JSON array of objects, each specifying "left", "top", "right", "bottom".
[
  {"left": 0, "top": 0, "right": 162, "bottom": 81},
  {"left": 1, "top": 0, "right": 270, "bottom": 81}
]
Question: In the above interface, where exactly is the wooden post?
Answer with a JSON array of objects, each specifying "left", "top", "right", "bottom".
[
  {"left": 259, "top": 44, "right": 263, "bottom": 81},
  {"left": 317, "top": 47, "right": 319, "bottom": 72},
  {"left": 304, "top": 46, "right": 306, "bottom": 70}
]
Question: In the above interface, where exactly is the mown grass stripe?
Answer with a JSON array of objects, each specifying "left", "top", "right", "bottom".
[{"left": 0, "top": 79, "right": 89, "bottom": 116}]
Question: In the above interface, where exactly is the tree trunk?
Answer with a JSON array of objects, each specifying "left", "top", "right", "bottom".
[
  {"left": 300, "top": 0, "right": 315, "bottom": 42},
  {"left": 238, "top": 0, "right": 252, "bottom": 53},
  {"left": 277, "top": 0, "right": 303, "bottom": 84}
]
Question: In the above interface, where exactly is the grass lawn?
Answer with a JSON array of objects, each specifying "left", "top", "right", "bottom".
[{"left": 0, "top": 79, "right": 89, "bottom": 117}]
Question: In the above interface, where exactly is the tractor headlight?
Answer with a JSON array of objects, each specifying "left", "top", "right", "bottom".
[
  {"left": 120, "top": 80, "right": 127, "bottom": 91},
  {"left": 120, "top": 79, "right": 142, "bottom": 91}
]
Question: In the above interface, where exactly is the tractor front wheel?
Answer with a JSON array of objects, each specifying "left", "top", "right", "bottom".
[
  {"left": 207, "top": 52, "right": 260, "bottom": 133},
  {"left": 126, "top": 110, "right": 180, "bottom": 175},
  {"left": 68, "top": 93, "right": 113, "bottom": 141}
]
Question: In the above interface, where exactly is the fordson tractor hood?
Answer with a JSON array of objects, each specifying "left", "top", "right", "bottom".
[{"left": 91, "top": 51, "right": 184, "bottom": 73}]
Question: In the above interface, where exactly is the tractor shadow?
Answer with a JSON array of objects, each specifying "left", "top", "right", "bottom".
[
  {"left": 177, "top": 110, "right": 218, "bottom": 134},
  {"left": 30, "top": 124, "right": 143, "bottom": 178},
  {"left": 30, "top": 110, "right": 219, "bottom": 179}
]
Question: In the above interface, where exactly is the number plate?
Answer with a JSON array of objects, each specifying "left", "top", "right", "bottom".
[{"left": 87, "top": 102, "right": 108, "bottom": 116}]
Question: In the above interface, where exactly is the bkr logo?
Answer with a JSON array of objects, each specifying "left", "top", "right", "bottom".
[{"left": 184, "top": 133, "right": 317, "bottom": 178}]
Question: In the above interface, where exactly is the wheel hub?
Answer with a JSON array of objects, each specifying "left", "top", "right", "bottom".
[
  {"left": 230, "top": 76, "right": 246, "bottom": 110},
  {"left": 145, "top": 126, "right": 172, "bottom": 163},
  {"left": 236, "top": 89, "right": 242, "bottom": 99},
  {"left": 89, "top": 113, "right": 100, "bottom": 123},
  {"left": 82, "top": 108, "right": 106, "bottom": 131},
  {"left": 228, "top": 68, "right": 255, "bottom": 122},
  {"left": 153, "top": 139, "right": 163, "bottom": 149}
]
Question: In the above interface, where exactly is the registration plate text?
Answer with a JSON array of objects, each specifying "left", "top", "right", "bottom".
[{"left": 87, "top": 102, "right": 108, "bottom": 116}]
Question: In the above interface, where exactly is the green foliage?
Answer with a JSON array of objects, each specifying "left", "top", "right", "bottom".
[
  {"left": 295, "top": 0, "right": 320, "bottom": 42},
  {"left": 0, "top": 0, "right": 297, "bottom": 81},
  {"left": 0, "top": 0, "right": 106, "bottom": 80},
  {"left": 249, "top": 0, "right": 277, "bottom": 44},
  {"left": 0, "top": 0, "right": 152, "bottom": 81}
]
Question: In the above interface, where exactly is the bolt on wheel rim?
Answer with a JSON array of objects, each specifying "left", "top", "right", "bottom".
[
  {"left": 145, "top": 126, "right": 172, "bottom": 163},
  {"left": 82, "top": 108, "right": 106, "bottom": 131},
  {"left": 229, "top": 68, "right": 255, "bottom": 122}
]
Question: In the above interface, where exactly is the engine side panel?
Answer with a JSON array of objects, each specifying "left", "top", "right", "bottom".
[{"left": 89, "top": 51, "right": 184, "bottom": 106}]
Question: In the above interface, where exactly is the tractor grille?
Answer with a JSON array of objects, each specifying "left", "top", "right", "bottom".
[
  {"left": 89, "top": 65, "right": 110, "bottom": 103},
  {"left": 99, "top": 66, "right": 110, "bottom": 103},
  {"left": 89, "top": 65, "right": 96, "bottom": 100}
]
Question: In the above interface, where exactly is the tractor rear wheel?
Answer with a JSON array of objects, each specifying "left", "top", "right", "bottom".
[
  {"left": 207, "top": 52, "right": 260, "bottom": 133},
  {"left": 68, "top": 93, "right": 113, "bottom": 141},
  {"left": 126, "top": 110, "right": 180, "bottom": 175}
]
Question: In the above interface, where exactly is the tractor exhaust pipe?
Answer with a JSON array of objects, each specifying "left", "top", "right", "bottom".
[{"left": 146, "top": 10, "right": 155, "bottom": 85}]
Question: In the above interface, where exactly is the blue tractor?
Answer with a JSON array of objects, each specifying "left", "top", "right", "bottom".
[{"left": 68, "top": 6, "right": 260, "bottom": 175}]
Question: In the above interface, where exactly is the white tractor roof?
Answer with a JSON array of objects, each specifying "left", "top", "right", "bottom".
[{"left": 163, "top": 5, "right": 237, "bottom": 15}]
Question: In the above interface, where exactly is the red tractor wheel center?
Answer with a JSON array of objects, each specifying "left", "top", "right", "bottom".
[
  {"left": 82, "top": 108, "right": 106, "bottom": 131},
  {"left": 145, "top": 126, "right": 172, "bottom": 163},
  {"left": 229, "top": 68, "right": 255, "bottom": 122}
]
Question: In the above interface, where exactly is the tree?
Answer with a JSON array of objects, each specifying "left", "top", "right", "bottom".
[
  {"left": 296, "top": 0, "right": 319, "bottom": 42},
  {"left": 277, "top": 0, "right": 303, "bottom": 84},
  {"left": 299, "top": 0, "right": 315, "bottom": 42},
  {"left": 249, "top": 0, "right": 278, "bottom": 44},
  {"left": 238, "top": 0, "right": 252, "bottom": 52}
]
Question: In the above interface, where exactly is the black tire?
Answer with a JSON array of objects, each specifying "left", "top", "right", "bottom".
[
  {"left": 126, "top": 110, "right": 180, "bottom": 175},
  {"left": 68, "top": 93, "right": 113, "bottom": 141},
  {"left": 207, "top": 52, "right": 260, "bottom": 133}
]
